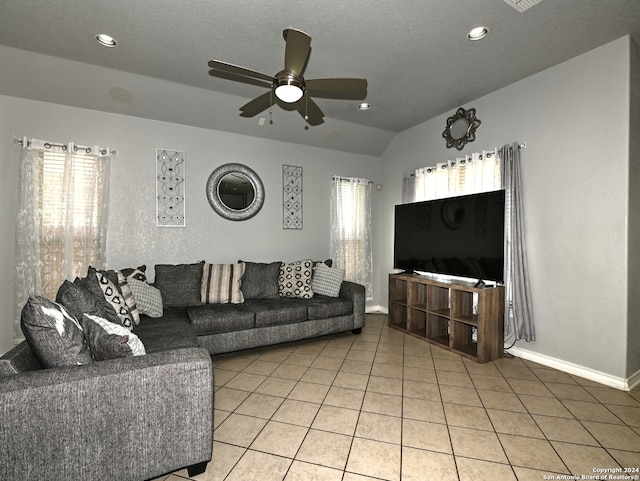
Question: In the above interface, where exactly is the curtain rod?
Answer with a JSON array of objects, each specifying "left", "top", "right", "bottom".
[
  {"left": 13, "top": 137, "right": 117, "bottom": 155},
  {"left": 331, "top": 175, "right": 373, "bottom": 184}
]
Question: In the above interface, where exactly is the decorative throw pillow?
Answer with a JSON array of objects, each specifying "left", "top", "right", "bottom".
[
  {"left": 312, "top": 263, "right": 345, "bottom": 297},
  {"left": 279, "top": 259, "right": 314, "bottom": 299},
  {"left": 202, "top": 263, "right": 245, "bottom": 304},
  {"left": 56, "top": 280, "right": 109, "bottom": 323},
  {"left": 81, "top": 314, "right": 146, "bottom": 361},
  {"left": 74, "top": 268, "right": 124, "bottom": 327},
  {"left": 95, "top": 271, "right": 134, "bottom": 330},
  {"left": 128, "top": 278, "right": 163, "bottom": 317},
  {"left": 239, "top": 261, "right": 282, "bottom": 300},
  {"left": 154, "top": 262, "right": 204, "bottom": 307},
  {"left": 117, "top": 271, "right": 140, "bottom": 325},
  {"left": 20, "top": 296, "right": 93, "bottom": 368},
  {"left": 119, "top": 265, "right": 147, "bottom": 282}
]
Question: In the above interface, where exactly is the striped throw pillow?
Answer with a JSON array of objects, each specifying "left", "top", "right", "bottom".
[{"left": 202, "top": 263, "right": 246, "bottom": 304}]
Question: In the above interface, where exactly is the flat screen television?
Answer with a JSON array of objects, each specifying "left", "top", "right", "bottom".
[{"left": 393, "top": 189, "right": 505, "bottom": 283}]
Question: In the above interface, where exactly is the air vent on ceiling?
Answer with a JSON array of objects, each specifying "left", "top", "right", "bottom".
[{"left": 502, "top": 0, "right": 544, "bottom": 13}]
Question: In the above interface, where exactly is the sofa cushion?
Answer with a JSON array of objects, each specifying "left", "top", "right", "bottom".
[
  {"left": 201, "top": 263, "right": 245, "bottom": 304},
  {"left": 119, "top": 264, "right": 148, "bottom": 282},
  {"left": 20, "top": 296, "right": 93, "bottom": 368},
  {"left": 279, "top": 259, "right": 314, "bottom": 299},
  {"left": 95, "top": 270, "right": 134, "bottom": 330},
  {"left": 240, "top": 261, "right": 281, "bottom": 300},
  {"left": 81, "top": 314, "right": 146, "bottom": 361},
  {"left": 135, "top": 310, "right": 200, "bottom": 352},
  {"left": 244, "top": 299, "right": 308, "bottom": 328},
  {"left": 154, "top": 261, "right": 205, "bottom": 307},
  {"left": 128, "top": 278, "right": 163, "bottom": 317},
  {"left": 0, "top": 341, "right": 42, "bottom": 376},
  {"left": 312, "top": 263, "right": 345, "bottom": 297},
  {"left": 56, "top": 280, "right": 109, "bottom": 324},
  {"left": 188, "top": 304, "right": 256, "bottom": 335},
  {"left": 306, "top": 295, "right": 353, "bottom": 320},
  {"left": 74, "top": 267, "right": 125, "bottom": 326}
]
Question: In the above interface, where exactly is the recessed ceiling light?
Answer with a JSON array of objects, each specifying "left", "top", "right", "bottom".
[
  {"left": 96, "top": 33, "right": 117, "bottom": 47},
  {"left": 358, "top": 103, "right": 371, "bottom": 110},
  {"left": 467, "top": 27, "right": 489, "bottom": 41}
]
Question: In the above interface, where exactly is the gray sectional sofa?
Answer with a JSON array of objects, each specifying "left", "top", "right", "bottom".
[{"left": 0, "top": 258, "right": 366, "bottom": 481}]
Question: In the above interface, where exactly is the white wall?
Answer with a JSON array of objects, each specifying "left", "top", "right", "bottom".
[
  {"left": 375, "top": 36, "right": 633, "bottom": 381},
  {"left": 0, "top": 95, "right": 381, "bottom": 354}
]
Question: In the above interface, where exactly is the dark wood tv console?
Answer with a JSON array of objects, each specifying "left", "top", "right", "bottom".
[{"left": 388, "top": 273, "right": 505, "bottom": 363}]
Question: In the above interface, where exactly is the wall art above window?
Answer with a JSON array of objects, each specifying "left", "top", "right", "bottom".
[
  {"left": 283, "top": 165, "right": 303, "bottom": 229},
  {"left": 156, "top": 149, "right": 185, "bottom": 227}
]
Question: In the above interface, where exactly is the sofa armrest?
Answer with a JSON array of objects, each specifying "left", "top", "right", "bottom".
[
  {"left": 0, "top": 347, "right": 213, "bottom": 481},
  {"left": 339, "top": 280, "right": 366, "bottom": 328}
]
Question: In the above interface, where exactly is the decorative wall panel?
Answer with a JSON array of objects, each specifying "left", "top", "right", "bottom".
[
  {"left": 283, "top": 165, "right": 303, "bottom": 229},
  {"left": 156, "top": 149, "right": 185, "bottom": 227}
]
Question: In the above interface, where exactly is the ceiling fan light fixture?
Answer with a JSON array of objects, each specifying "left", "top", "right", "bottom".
[
  {"left": 96, "top": 33, "right": 117, "bottom": 47},
  {"left": 467, "top": 26, "right": 489, "bottom": 41},
  {"left": 274, "top": 71, "right": 304, "bottom": 103}
]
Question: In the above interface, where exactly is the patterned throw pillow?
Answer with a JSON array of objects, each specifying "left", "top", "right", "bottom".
[
  {"left": 20, "top": 296, "right": 93, "bottom": 368},
  {"left": 81, "top": 314, "right": 146, "bottom": 361},
  {"left": 311, "top": 263, "right": 345, "bottom": 297},
  {"left": 95, "top": 271, "right": 134, "bottom": 330},
  {"left": 201, "top": 263, "right": 245, "bottom": 304},
  {"left": 119, "top": 265, "right": 147, "bottom": 282},
  {"left": 117, "top": 271, "right": 140, "bottom": 325},
  {"left": 279, "top": 259, "right": 314, "bottom": 299},
  {"left": 127, "top": 278, "right": 163, "bottom": 318}
]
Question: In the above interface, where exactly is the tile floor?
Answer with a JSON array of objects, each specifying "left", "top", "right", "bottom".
[{"left": 155, "top": 313, "right": 640, "bottom": 481}]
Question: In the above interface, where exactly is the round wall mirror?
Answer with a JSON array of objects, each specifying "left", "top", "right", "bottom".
[
  {"left": 442, "top": 107, "right": 481, "bottom": 151},
  {"left": 206, "top": 163, "right": 264, "bottom": 220}
]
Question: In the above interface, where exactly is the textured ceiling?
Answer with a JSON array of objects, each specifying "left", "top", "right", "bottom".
[{"left": 0, "top": 0, "right": 639, "bottom": 153}]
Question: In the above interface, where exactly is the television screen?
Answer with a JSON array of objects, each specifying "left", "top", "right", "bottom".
[{"left": 393, "top": 190, "right": 505, "bottom": 283}]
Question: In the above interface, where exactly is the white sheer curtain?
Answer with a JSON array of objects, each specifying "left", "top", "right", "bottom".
[
  {"left": 330, "top": 176, "right": 373, "bottom": 300},
  {"left": 13, "top": 138, "right": 112, "bottom": 343}
]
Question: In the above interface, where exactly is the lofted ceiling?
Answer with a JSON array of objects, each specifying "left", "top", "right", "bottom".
[{"left": 0, "top": 0, "right": 639, "bottom": 155}]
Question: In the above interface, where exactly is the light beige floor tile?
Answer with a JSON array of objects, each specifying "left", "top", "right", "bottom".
[
  {"left": 376, "top": 343, "right": 404, "bottom": 354},
  {"left": 350, "top": 341, "right": 379, "bottom": 353},
  {"left": 250, "top": 420, "right": 308, "bottom": 457},
  {"left": 225, "top": 449, "right": 291, "bottom": 481},
  {"left": 235, "top": 392, "right": 284, "bottom": 419},
  {"left": 402, "top": 419, "right": 452, "bottom": 453},
  {"left": 346, "top": 438, "right": 401, "bottom": 481},
  {"left": 272, "top": 399, "right": 321, "bottom": 427},
  {"left": 440, "top": 385, "right": 482, "bottom": 406},
  {"left": 562, "top": 399, "right": 624, "bottom": 423},
  {"left": 551, "top": 441, "right": 621, "bottom": 475},
  {"left": 507, "top": 378, "right": 554, "bottom": 397},
  {"left": 401, "top": 447, "right": 457, "bottom": 481},
  {"left": 433, "top": 357, "right": 467, "bottom": 372},
  {"left": 295, "top": 429, "right": 353, "bottom": 469},
  {"left": 606, "top": 404, "right": 640, "bottom": 427},
  {"left": 294, "top": 343, "right": 326, "bottom": 356},
  {"left": 224, "top": 372, "right": 268, "bottom": 392},
  {"left": 319, "top": 347, "right": 350, "bottom": 359},
  {"left": 243, "top": 359, "right": 280, "bottom": 376},
  {"left": 403, "top": 344, "right": 431, "bottom": 358},
  {"left": 608, "top": 448, "right": 640, "bottom": 468},
  {"left": 367, "top": 375, "right": 403, "bottom": 395},
  {"left": 495, "top": 366, "right": 538, "bottom": 381},
  {"left": 462, "top": 359, "right": 501, "bottom": 376},
  {"left": 443, "top": 403, "right": 493, "bottom": 431},
  {"left": 403, "top": 397, "right": 446, "bottom": 423},
  {"left": 271, "top": 363, "right": 308, "bottom": 381},
  {"left": 324, "top": 386, "right": 365, "bottom": 410},
  {"left": 257, "top": 350, "right": 292, "bottom": 363},
  {"left": 355, "top": 411, "right": 402, "bottom": 444},
  {"left": 254, "top": 376, "right": 297, "bottom": 397},
  {"left": 518, "top": 394, "right": 573, "bottom": 418},
  {"left": 312, "top": 405, "right": 360, "bottom": 435},
  {"left": 511, "top": 466, "right": 570, "bottom": 481},
  {"left": 340, "top": 359, "right": 373, "bottom": 375},
  {"left": 213, "top": 409, "right": 231, "bottom": 429},
  {"left": 403, "top": 380, "right": 441, "bottom": 401},
  {"left": 437, "top": 370, "right": 474, "bottom": 388},
  {"left": 403, "top": 366, "right": 437, "bottom": 383},
  {"left": 361, "top": 391, "right": 402, "bottom": 417},
  {"left": 585, "top": 386, "right": 640, "bottom": 406},
  {"left": 582, "top": 421, "right": 640, "bottom": 451},
  {"left": 498, "top": 433, "right": 566, "bottom": 472},
  {"left": 300, "top": 367, "right": 338, "bottom": 385},
  {"left": 374, "top": 352, "right": 404, "bottom": 366},
  {"left": 311, "top": 356, "right": 344, "bottom": 370},
  {"left": 471, "top": 374, "right": 514, "bottom": 392},
  {"left": 284, "top": 461, "right": 343, "bottom": 481},
  {"left": 370, "top": 362, "right": 403, "bottom": 379},
  {"left": 213, "top": 368, "right": 238, "bottom": 386},
  {"left": 456, "top": 456, "right": 517, "bottom": 481},
  {"left": 214, "top": 413, "right": 267, "bottom": 447},
  {"left": 403, "top": 355, "right": 434, "bottom": 369},
  {"left": 532, "top": 415, "right": 599, "bottom": 446},
  {"left": 346, "top": 349, "right": 376, "bottom": 363},
  {"left": 477, "top": 390, "right": 527, "bottom": 412},
  {"left": 283, "top": 353, "right": 317, "bottom": 367},
  {"left": 486, "top": 409, "right": 545, "bottom": 438},
  {"left": 533, "top": 368, "right": 577, "bottom": 384},
  {"left": 431, "top": 347, "right": 463, "bottom": 360},
  {"left": 216, "top": 357, "right": 255, "bottom": 372},
  {"left": 288, "top": 381, "right": 330, "bottom": 403},
  {"left": 449, "top": 426, "right": 509, "bottom": 463},
  {"left": 333, "top": 371, "right": 370, "bottom": 391},
  {"left": 544, "top": 382, "right": 598, "bottom": 402},
  {"left": 191, "top": 441, "right": 245, "bottom": 481},
  {"left": 214, "top": 387, "right": 251, "bottom": 412}
]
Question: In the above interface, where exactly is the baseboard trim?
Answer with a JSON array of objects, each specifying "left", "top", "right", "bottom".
[{"left": 508, "top": 346, "right": 638, "bottom": 391}]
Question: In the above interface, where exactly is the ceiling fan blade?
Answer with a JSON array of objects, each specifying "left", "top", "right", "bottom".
[
  {"left": 239, "top": 92, "right": 276, "bottom": 117},
  {"left": 207, "top": 59, "right": 273, "bottom": 82},
  {"left": 208, "top": 69, "right": 272, "bottom": 89},
  {"left": 295, "top": 95, "right": 324, "bottom": 126},
  {"left": 305, "top": 78, "right": 368, "bottom": 100},
  {"left": 283, "top": 28, "right": 311, "bottom": 76}
]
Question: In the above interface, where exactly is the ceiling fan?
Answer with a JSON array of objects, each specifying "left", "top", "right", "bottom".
[{"left": 207, "top": 28, "right": 368, "bottom": 126}]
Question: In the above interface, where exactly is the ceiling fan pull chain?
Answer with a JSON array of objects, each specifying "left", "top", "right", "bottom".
[{"left": 269, "top": 90, "right": 274, "bottom": 125}]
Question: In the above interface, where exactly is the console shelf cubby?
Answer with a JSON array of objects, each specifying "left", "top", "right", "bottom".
[{"left": 388, "top": 273, "right": 505, "bottom": 363}]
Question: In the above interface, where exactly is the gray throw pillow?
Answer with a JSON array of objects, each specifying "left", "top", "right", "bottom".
[
  {"left": 128, "top": 278, "right": 164, "bottom": 317},
  {"left": 56, "top": 280, "right": 108, "bottom": 323},
  {"left": 239, "top": 261, "right": 282, "bottom": 300},
  {"left": 154, "top": 261, "right": 205, "bottom": 307},
  {"left": 74, "top": 267, "right": 124, "bottom": 326},
  {"left": 81, "top": 314, "right": 146, "bottom": 361},
  {"left": 20, "top": 296, "right": 93, "bottom": 368}
]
